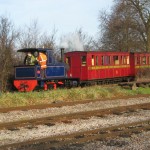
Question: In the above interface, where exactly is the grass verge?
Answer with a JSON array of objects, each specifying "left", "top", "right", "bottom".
[{"left": 0, "top": 85, "right": 150, "bottom": 108}]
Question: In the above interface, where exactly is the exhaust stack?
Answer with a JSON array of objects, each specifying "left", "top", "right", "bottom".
[{"left": 61, "top": 48, "right": 65, "bottom": 62}]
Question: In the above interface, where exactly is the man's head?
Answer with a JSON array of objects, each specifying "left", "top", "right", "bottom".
[{"left": 34, "top": 51, "right": 38, "bottom": 57}]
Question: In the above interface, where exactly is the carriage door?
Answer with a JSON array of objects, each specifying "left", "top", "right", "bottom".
[
  {"left": 130, "top": 53, "right": 135, "bottom": 76},
  {"left": 80, "top": 55, "right": 87, "bottom": 80},
  {"left": 65, "top": 56, "right": 72, "bottom": 77}
]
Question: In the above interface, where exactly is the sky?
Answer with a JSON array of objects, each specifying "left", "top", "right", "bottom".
[{"left": 0, "top": 0, "right": 114, "bottom": 38}]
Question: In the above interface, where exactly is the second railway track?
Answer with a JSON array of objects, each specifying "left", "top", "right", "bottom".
[
  {"left": 0, "top": 102, "right": 149, "bottom": 131},
  {"left": 1, "top": 119, "right": 150, "bottom": 150}
]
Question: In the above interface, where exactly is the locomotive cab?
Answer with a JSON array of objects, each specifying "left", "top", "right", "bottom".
[{"left": 14, "top": 48, "right": 66, "bottom": 91}]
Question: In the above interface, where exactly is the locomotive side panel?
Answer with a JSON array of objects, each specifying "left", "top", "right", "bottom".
[{"left": 46, "top": 66, "right": 65, "bottom": 78}]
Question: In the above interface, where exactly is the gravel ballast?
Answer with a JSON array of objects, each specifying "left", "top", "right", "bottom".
[
  {"left": 60, "top": 131, "right": 150, "bottom": 150},
  {"left": 0, "top": 96, "right": 149, "bottom": 148},
  {"left": 0, "top": 96, "right": 150, "bottom": 123}
]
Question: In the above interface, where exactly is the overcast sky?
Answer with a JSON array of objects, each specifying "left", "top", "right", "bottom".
[{"left": 0, "top": 0, "right": 114, "bottom": 38}]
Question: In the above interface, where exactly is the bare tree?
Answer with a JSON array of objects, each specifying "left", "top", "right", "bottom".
[
  {"left": 126, "top": 0, "right": 150, "bottom": 52},
  {"left": 18, "top": 20, "right": 57, "bottom": 50},
  {"left": 18, "top": 20, "right": 41, "bottom": 48},
  {"left": 0, "top": 16, "right": 18, "bottom": 91},
  {"left": 99, "top": 0, "right": 150, "bottom": 52},
  {"left": 39, "top": 28, "right": 57, "bottom": 49}
]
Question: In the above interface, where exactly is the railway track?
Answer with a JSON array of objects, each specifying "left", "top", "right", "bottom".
[
  {"left": 0, "top": 102, "right": 149, "bottom": 131},
  {"left": 0, "top": 100, "right": 90, "bottom": 113},
  {"left": 0, "top": 103, "right": 150, "bottom": 150},
  {"left": 1, "top": 120, "right": 150, "bottom": 150}
]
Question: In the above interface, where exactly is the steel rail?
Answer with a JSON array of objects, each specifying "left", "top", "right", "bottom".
[
  {"left": 0, "top": 102, "right": 149, "bottom": 131},
  {"left": 1, "top": 120, "right": 150, "bottom": 150}
]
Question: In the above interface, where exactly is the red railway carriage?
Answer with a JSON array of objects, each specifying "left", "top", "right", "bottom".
[{"left": 65, "top": 51, "right": 135, "bottom": 84}]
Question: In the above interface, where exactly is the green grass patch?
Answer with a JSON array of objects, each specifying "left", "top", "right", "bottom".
[
  {"left": 0, "top": 85, "right": 150, "bottom": 108},
  {"left": 135, "top": 87, "right": 150, "bottom": 94}
]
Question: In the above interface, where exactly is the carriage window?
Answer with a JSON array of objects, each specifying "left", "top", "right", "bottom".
[
  {"left": 92, "top": 55, "right": 94, "bottom": 66},
  {"left": 142, "top": 56, "right": 146, "bottom": 64},
  {"left": 121, "top": 56, "right": 123, "bottom": 64},
  {"left": 122, "top": 56, "right": 127, "bottom": 65},
  {"left": 105, "top": 56, "right": 110, "bottom": 65},
  {"left": 101, "top": 56, "right": 105, "bottom": 65},
  {"left": 81, "top": 56, "right": 86, "bottom": 66},
  {"left": 135, "top": 57, "right": 137, "bottom": 64},
  {"left": 96, "top": 56, "right": 98, "bottom": 65},
  {"left": 113, "top": 56, "right": 119, "bottom": 65},
  {"left": 66, "top": 57, "right": 70, "bottom": 65},
  {"left": 127, "top": 56, "right": 129, "bottom": 64},
  {"left": 135, "top": 57, "right": 140, "bottom": 65}
]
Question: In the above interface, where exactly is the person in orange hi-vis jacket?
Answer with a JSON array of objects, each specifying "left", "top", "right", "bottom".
[{"left": 34, "top": 51, "right": 47, "bottom": 78}]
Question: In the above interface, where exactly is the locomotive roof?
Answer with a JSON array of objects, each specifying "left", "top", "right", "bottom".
[{"left": 17, "top": 48, "right": 53, "bottom": 52}]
